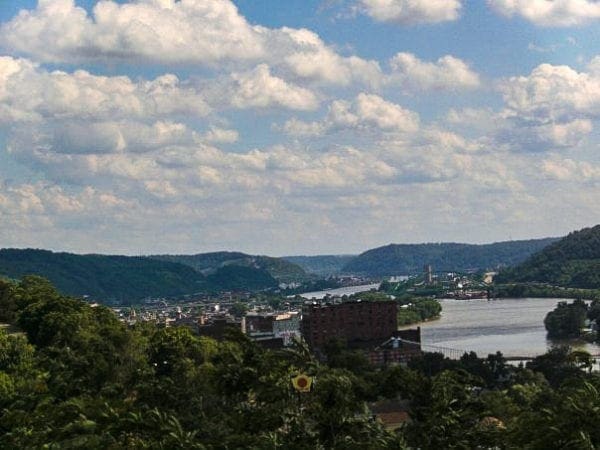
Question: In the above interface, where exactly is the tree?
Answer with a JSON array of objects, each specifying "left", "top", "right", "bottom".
[{"left": 544, "top": 300, "right": 588, "bottom": 339}]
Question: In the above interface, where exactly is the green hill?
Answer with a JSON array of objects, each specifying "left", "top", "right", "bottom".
[
  {"left": 150, "top": 252, "right": 308, "bottom": 283},
  {"left": 0, "top": 248, "right": 205, "bottom": 303},
  {"left": 343, "top": 238, "right": 559, "bottom": 276},
  {"left": 205, "top": 265, "right": 278, "bottom": 291},
  {"left": 282, "top": 255, "right": 356, "bottom": 276},
  {"left": 495, "top": 225, "right": 600, "bottom": 288},
  {"left": 0, "top": 249, "right": 286, "bottom": 303}
]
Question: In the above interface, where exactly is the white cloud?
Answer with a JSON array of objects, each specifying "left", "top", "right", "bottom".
[
  {"left": 359, "top": 0, "right": 462, "bottom": 25},
  {"left": 336, "top": 93, "right": 420, "bottom": 131},
  {"left": 445, "top": 107, "right": 503, "bottom": 132},
  {"left": 276, "top": 27, "right": 383, "bottom": 87},
  {"left": 497, "top": 62, "right": 600, "bottom": 151},
  {"left": 50, "top": 120, "right": 192, "bottom": 154},
  {"left": 203, "top": 127, "right": 239, "bottom": 144},
  {"left": 278, "top": 118, "right": 326, "bottom": 137},
  {"left": 501, "top": 63, "right": 600, "bottom": 121},
  {"left": 495, "top": 118, "right": 593, "bottom": 151},
  {"left": 488, "top": 0, "right": 600, "bottom": 27},
  {"left": 228, "top": 64, "right": 319, "bottom": 111},
  {"left": 388, "top": 52, "right": 480, "bottom": 91},
  {"left": 0, "top": 56, "right": 210, "bottom": 123},
  {"left": 542, "top": 158, "right": 600, "bottom": 180},
  {"left": 0, "top": 0, "right": 265, "bottom": 64},
  {"left": 0, "top": 1, "right": 382, "bottom": 88},
  {"left": 280, "top": 93, "right": 420, "bottom": 136}
]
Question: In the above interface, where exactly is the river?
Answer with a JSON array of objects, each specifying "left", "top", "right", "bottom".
[
  {"left": 412, "top": 297, "right": 600, "bottom": 357},
  {"left": 298, "top": 283, "right": 381, "bottom": 300}
]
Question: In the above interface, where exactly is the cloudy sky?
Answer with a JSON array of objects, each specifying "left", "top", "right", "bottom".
[{"left": 0, "top": 0, "right": 599, "bottom": 256}]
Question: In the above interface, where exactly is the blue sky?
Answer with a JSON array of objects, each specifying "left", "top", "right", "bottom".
[{"left": 0, "top": 0, "right": 599, "bottom": 256}]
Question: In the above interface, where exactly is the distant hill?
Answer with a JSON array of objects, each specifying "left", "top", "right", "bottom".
[
  {"left": 0, "top": 248, "right": 205, "bottom": 303},
  {"left": 204, "top": 265, "right": 278, "bottom": 291},
  {"left": 150, "top": 252, "right": 308, "bottom": 283},
  {"left": 282, "top": 255, "right": 356, "bottom": 276},
  {"left": 343, "top": 238, "right": 559, "bottom": 276},
  {"left": 0, "top": 248, "right": 285, "bottom": 303},
  {"left": 495, "top": 225, "right": 600, "bottom": 289}
]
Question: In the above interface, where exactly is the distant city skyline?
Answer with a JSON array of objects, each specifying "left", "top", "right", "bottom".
[{"left": 0, "top": 0, "right": 599, "bottom": 256}]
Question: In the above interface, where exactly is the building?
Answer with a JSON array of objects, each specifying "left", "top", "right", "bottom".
[
  {"left": 243, "top": 313, "right": 275, "bottom": 334},
  {"left": 273, "top": 311, "right": 301, "bottom": 345},
  {"left": 242, "top": 311, "right": 301, "bottom": 347},
  {"left": 424, "top": 264, "right": 433, "bottom": 284},
  {"left": 301, "top": 300, "right": 398, "bottom": 350},
  {"left": 367, "top": 328, "right": 422, "bottom": 366},
  {"left": 197, "top": 315, "right": 241, "bottom": 340}
]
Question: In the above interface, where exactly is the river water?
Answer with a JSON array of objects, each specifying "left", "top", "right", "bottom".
[
  {"left": 413, "top": 297, "right": 600, "bottom": 357},
  {"left": 298, "top": 283, "right": 381, "bottom": 300}
]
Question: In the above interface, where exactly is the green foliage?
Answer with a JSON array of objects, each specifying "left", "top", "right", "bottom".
[
  {"left": 0, "top": 249, "right": 297, "bottom": 303},
  {"left": 204, "top": 265, "right": 278, "bottom": 291},
  {"left": 2, "top": 276, "right": 600, "bottom": 449},
  {"left": 344, "top": 238, "right": 558, "bottom": 276},
  {"left": 496, "top": 224, "right": 600, "bottom": 289},
  {"left": 0, "top": 279, "right": 17, "bottom": 322},
  {"left": 0, "top": 248, "right": 206, "bottom": 302},
  {"left": 494, "top": 283, "right": 600, "bottom": 300},
  {"left": 228, "top": 301, "right": 249, "bottom": 318},
  {"left": 544, "top": 300, "right": 588, "bottom": 339},
  {"left": 397, "top": 298, "right": 441, "bottom": 326},
  {"left": 151, "top": 251, "right": 310, "bottom": 283}
]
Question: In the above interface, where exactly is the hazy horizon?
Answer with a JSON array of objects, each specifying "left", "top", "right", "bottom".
[{"left": 0, "top": 233, "right": 561, "bottom": 258}]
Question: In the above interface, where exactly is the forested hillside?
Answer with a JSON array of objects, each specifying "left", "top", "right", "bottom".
[
  {"left": 283, "top": 255, "right": 356, "bottom": 276},
  {"left": 151, "top": 252, "right": 308, "bottom": 283},
  {"left": 0, "top": 249, "right": 281, "bottom": 302},
  {"left": 495, "top": 225, "right": 600, "bottom": 288},
  {"left": 204, "top": 265, "right": 278, "bottom": 291},
  {"left": 0, "top": 249, "right": 205, "bottom": 302},
  {"left": 344, "top": 238, "right": 559, "bottom": 276}
]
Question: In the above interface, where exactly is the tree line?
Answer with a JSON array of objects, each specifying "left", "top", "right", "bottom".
[{"left": 1, "top": 276, "right": 600, "bottom": 448}]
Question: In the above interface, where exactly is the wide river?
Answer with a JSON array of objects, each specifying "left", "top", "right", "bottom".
[
  {"left": 413, "top": 297, "right": 600, "bottom": 357},
  {"left": 299, "top": 287, "right": 600, "bottom": 358}
]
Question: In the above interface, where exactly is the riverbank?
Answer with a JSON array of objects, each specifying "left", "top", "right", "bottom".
[
  {"left": 398, "top": 315, "right": 440, "bottom": 327},
  {"left": 396, "top": 298, "right": 442, "bottom": 326},
  {"left": 414, "top": 297, "right": 600, "bottom": 357},
  {"left": 493, "top": 284, "right": 600, "bottom": 301}
]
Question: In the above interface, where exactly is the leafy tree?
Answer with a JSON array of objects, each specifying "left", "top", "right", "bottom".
[{"left": 544, "top": 300, "right": 588, "bottom": 339}]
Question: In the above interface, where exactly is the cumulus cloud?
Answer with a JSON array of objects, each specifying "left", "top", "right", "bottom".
[
  {"left": 277, "top": 118, "right": 326, "bottom": 137},
  {"left": 0, "top": 56, "right": 210, "bottom": 123},
  {"left": 388, "top": 52, "right": 480, "bottom": 91},
  {"left": 542, "top": 158, "right": 600, "bottom": 181},
  {"left": 50, "top": 120, "right": 193, "bottom": 154},
  {"left": 276, "top": 27, "right": 383, "bottom": 87},
  {"left": 0, "top": 0, "right": 264, "bottom": 64},
  {"left": 496, "top": 62, "right": 600, "bottom": 151},
  {"left": 488, "top": 0, "right": 600, "bottom": 27},
  {"left": 501, "top": 63, "right": 600, "bottom": 121},
  {"left": 281, "top": 93, "right": 420, "bottom": 136},
  {"left": 203, "top": 127, "right": 239, "bottom": 144},
  {"left": 227, "top": 64, "right": 319, "bottom": 111},
  {"left": 0, "top": 1, "right": 382, "bottom": 87},
  {"left": 359, "top": 0, "right": 462, "bottom": 25}
]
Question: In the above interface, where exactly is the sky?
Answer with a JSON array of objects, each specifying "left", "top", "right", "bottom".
[{"left": 0, "top": 0, "right": 599, "bottom": 256}]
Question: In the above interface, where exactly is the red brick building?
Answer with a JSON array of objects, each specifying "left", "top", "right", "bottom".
[{"left": 301, "top": 300, "right": 398, "bottom": 350}]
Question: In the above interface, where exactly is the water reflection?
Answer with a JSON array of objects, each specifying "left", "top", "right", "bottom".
[{"left": 413, "top": 298, "right": 600, "bottom": 357}]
